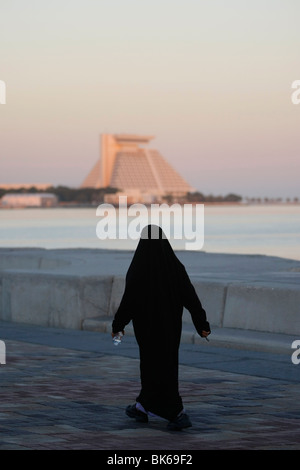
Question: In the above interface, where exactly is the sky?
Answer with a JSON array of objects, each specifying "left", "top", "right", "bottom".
[{"left": 0, "top": 0, "right": 299, "bottom": 199}]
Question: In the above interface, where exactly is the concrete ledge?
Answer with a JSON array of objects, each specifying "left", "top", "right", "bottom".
[
  {"left": 183, "top": 280, "right": 227, "bottom": 327},
  {"left": 223, "top": 284, "right": 300, "bottom": 335},
  {"left": 1, "top": 272, "right": 112, "bottom": 330},
  {"left": 0, "top": 251, "right": 70, "bottom": 270},
  {"left": 82, "top": 317, "right": 295, "bottom": 354},
  {"left": 108, "top": 276, "right": 126, "bottom": 316},
  {"left": 1, "top": 270, "right": 300, "bottom": 336},
  {"left": 193, "top": 325, "right": 296, "bottom": 354},
  {"left": 1, "top": 248, "right": 300, "bottom": 338},
  {"left": 82, "top": 315, "right": 135, "bottom": 336}
]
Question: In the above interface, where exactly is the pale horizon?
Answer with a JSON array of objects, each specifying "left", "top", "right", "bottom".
[{"left": 1, "top": 0, "right": 299, "bottom": 199}]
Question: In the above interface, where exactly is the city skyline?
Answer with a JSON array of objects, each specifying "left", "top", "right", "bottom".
[{"left": 0, "top": 0, "right": 299, "bottom": 199}]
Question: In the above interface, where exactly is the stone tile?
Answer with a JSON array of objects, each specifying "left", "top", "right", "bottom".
[{"left": 1, "top": 334, "right": 300, "bottom": 450}]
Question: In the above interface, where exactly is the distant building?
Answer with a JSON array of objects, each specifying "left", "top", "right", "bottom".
[
  {"left": 81, "top": 134, "right": 194, "bottom": 202},
  {"left": 1, "top": 193, "right": 58, "bottom": 208},
  {"left": 0, "top": 184, "right": 52, "bottom": 191}
]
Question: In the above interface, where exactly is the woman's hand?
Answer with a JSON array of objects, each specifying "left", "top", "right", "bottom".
[
  {"left": 111, "top": 330, "right": 125, "bottom": 338},
  {"left": 201, "top": 330, "right": 211, "bottom": 341},
  {"left": 201, "top": 330, "right": 210, "bottom": 337}
]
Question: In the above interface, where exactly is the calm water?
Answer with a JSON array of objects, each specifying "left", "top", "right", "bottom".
[{"left": 0, "top": 204, "right": 299, "bottom": 261}]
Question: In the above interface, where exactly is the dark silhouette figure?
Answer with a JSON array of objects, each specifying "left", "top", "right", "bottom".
[{"left": 112, "top": 225, "right": 210, "bottom": 430}]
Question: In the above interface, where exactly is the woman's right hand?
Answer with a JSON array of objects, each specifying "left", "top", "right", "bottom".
[{"left": 111, "top": 330, "right": 125, "bottom": 338}]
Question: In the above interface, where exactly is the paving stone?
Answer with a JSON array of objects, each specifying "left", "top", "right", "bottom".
[{"left": 0, "top": 322, "right": 300, "bottom": 450}]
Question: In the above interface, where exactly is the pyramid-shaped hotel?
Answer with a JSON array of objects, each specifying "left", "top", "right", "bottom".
[{"left": 81, "top": 134, "right": 194, "bottom": 203}]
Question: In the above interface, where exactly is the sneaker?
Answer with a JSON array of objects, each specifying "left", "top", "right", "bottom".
[
  {"left": 167, "top": 413, "right": 192, "bottom": 431},
  {"left": 126, "top": 404, "right": 148, "bottom": 423}
]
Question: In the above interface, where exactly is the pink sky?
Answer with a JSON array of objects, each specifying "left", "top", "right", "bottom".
[{"left": 0, "top": 0, "right": 299, "bottom": 198}]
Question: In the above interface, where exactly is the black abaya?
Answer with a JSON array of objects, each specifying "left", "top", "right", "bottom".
[{"left": 112, "top": 225, "right": 210, "bottom": 421}]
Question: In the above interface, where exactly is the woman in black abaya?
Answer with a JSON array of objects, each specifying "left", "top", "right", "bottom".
[{"left": 112, "top": 225, "right": 211, "bottom": 430}]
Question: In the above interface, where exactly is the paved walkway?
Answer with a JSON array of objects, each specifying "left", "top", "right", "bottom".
[{"left": 0, "top": 320, "right": 299, "bottom": 450}]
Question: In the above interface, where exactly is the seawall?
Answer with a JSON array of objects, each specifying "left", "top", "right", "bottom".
[{"left": 1, "top": 248, "right": 300, "bottom": 344}]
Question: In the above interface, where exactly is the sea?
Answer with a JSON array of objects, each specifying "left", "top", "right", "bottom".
[{"left": 0, "top": 204, "right": 299, "bottom": 261}]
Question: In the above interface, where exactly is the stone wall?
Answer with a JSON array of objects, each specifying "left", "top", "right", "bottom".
[{"left": 1, "top": 249, "right": 299, "bottom": 336}]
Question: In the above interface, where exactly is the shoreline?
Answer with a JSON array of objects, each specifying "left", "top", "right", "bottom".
[
  {"left": 0, "top": 244, "right": 300, "bottom": 263},
  {"left": 1, "top": 201, "right": 300, "bottom": 209}
]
